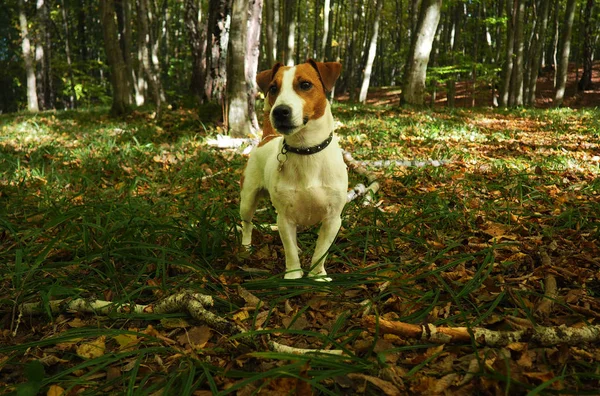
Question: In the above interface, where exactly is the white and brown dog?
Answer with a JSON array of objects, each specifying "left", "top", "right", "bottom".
[{"left": 240, "top": 59, "right": 347, "bottom": 281}]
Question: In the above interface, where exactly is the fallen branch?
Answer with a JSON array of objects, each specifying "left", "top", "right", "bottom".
[
  {"left": 269, "top": 341, "right": 343, "bottom": 355},
  {"left": 342, "top": 150, "right": 380, "bottom": 205},
  {"left": 363, "top": 316, "right": 600, "bottom": 347},
  {"left": 17, "top": 292, "right": 342, "bottom": 355},
  {"left": 536, "top": 273, "right": 558, "bottom": 317}
]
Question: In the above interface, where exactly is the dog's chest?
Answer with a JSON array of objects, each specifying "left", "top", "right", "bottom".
[{"left": 269, "top": 155, "right": 347, "bottom": 226}]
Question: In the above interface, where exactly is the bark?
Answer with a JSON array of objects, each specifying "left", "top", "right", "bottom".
[
  {"left": 264, "top": 0, "right": 276, "bottom": 66},
  {"left": 36, "top": 0, "right": 54, "bottom": 110},
  {"left": 100, "top": 0, "right": 132, "bottom": 116},
  {"left": 499, "top": 0, "right": 515, "bottom": 107},
  {"left": 345, "top": 0, "right": 361, "bottom": 101},
  {"left": 184, "top": 0, "right": 207, "bottom": 101},
  {"left": 324, "top": 0, "right": 335, "bottom": 61},
  {"left": 18, "top": 0, "right": 39, "bottom": 112},
  {"left": 508, "top": 0, "right": 525, "bottom": 107},
  {"left": 359, "top": 0, "right": 384, "bottom": 103},
  {"left": 115, "top": 0, "right": 135, "bottom": 106},
  {"left": 205, "top": 0, "right": 232, "bottom": 104},
  {"left": 60, "top": 0, "right": 77, "bottom": 108},
  {"left": 321, "top": 0, "right": 331, "bottom": 61},
  {"left": 364, "top": 316, "right": 600, "bottom": 347},
  {"left": 578, "top": 0, "right": 594, "bottom": 91},
  {"left": 246, "top": 0, "right": 263, "bottom": 131},
  {"left": 283, "top": 0, "right": 297, "bottom": 65},
  {"left": 137, "top": 0, "right": 165, "bottom": 114},
  {"left": 226, "top": 0, "right": 251, "bottom": 137},
  {"left": 554, "top": 0, "right": 576, "bottom": 106},
  {"left": 525, "top": 0, "right": 550, "bottom": 106},
  {"left": 400, "top": 0, "right": 443, "bottom": 106}
]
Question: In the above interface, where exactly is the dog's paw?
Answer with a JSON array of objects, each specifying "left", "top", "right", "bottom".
[
  {"left": 308, "top": 272, "right": 332, "bottom": 282},
  {"left": 283, "top": 269, "right": 303, "bottom": 280}
]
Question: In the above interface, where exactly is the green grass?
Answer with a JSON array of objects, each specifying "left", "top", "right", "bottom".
[{"left": 1, "top": 105, "right": 600, "bottom": 394}]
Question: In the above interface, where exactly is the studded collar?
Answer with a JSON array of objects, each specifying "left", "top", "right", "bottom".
[{"left": 281, "top": 133, "right": 334, "bottom": 155}]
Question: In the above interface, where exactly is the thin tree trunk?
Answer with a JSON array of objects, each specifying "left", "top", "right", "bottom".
[
  {"left": 227, "top": 0, "right": 251, "bottom": 137},
  {"left": 18, "top": 0, "right": 39, "bottom": 112},
  {"left": 205, "top": 0, "right": 231, "bottom": 104},
  {"left": 137, "top": 0, "right": 164, "bottom": 115},
  {"left": 265, "top": 0, "right": 276, "bottom": 65},
  {"left": 554, "top": 0, "right": 576, "bottom": 106},
  {"left": 37, "top": 0, "right": 53, "bottom": 110},
  {"left": 578, "top": 0, "right": 594, "bottom": 91},
  {"left": 321, "top": 0, "right": 331, "bottom": 61},
  {"left": 184, "top": 0, "right": 207, "bottom": 101},
  {"left": 508, "top": 0, "right": 525, "bottom": 107},
  {"left": 400, "top": 0, "right": 443, "bottom": 106},
  {"left": 526, "top": 0, "right": 550, "bottom": 106},
  {"left": 246, "top": 0, "right": 263, "bottom": 131},
  {"left": 359, "top": 0, "right": 383, "bottom": 103},
  {"left": 60, "top": 0, "right": 77, "bottom": 108},
  {"left": 284, "top": 0, "right": 297, "bottom": 65},
  {"left": 100, "top": 0, "right": 131, "bottom": 116},
  {"left": 499, "top": 0, "right": 515, "bottom": 107},
  {"left": 346, "top": 0, "right": 361, "bottom": 101}
]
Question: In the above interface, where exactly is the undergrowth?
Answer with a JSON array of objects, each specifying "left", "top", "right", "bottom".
[{"left": 1, "top": 105, "right": 599, "bottom": 394}]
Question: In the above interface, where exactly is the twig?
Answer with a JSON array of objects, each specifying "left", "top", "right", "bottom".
[
  {"left": 342, "top": 150, "right": 380, "bottom": 205},
  {"left": 363, "top": 316, "right": 600, "bottom": 347},
  {"left": 536, "top": 273, "right": 558, "bottom": 317},
  {"left": 269, "top": 341, "right": 343, "bottom": 356}
]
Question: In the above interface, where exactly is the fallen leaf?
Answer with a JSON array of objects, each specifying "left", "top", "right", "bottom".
[
  {"left": 348, "top": 373, "right": 401, "bottom": 396},
  {"left": 76, "top": 336, "right": 106, "bottom": 359},
  {"left": 47, "top": 385, "right": 65, "bottom": 396}
]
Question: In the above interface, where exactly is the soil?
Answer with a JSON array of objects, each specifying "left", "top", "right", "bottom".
[{"left": 340, "top": 61, "right": 600, "bottom": 108}]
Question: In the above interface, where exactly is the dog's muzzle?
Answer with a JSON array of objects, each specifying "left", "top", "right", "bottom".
[{"left": 272, "top": 105, "right": 297, "bottom": 134}]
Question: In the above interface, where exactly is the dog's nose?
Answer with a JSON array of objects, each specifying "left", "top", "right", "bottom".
[{"left": 272, "top": 105, "right": 292, "bottom": 122}]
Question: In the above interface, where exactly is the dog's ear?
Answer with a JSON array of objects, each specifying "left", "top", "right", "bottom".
[
  {"left": 307, "top": 59, "right": 342, "bottom": 92},
  {"left": 256, "top": 62, "right": 283, "bottom": 93}
]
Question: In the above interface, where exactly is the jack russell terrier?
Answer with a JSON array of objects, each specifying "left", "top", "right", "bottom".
[{"left": 240, "top": 59, "right": 347, "bottom": 281}]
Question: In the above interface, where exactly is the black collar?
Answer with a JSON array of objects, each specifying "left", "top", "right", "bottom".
[{"left": 282, "top": 133, "right": 333, "bottom": 155}]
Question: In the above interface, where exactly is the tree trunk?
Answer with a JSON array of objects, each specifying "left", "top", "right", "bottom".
[
  {"left": 60, "top": 0, "right": 77, "bottom": 108},
  {"left": 554, "top": 0, "right": 576, "bottom": 106},
  {"left": 264, "top": 0, "right": 276, "bottom": 65},
  {"left": 526, "top": 0, "right": 550, "bottom": 106},
  {"left": 359, "top": 0, "right": 383, "bottom": 103},
  {"left": 499, "top": 0, "right": 514, "bottom": 107},
  {"left": 346, "top": 0, "right": 361, "bottom": 101},
  {"left": 205, "top": 0, "right": 232, "bottom": 104},
  {"left": 100, "top": 0, "right": 131, "bottom": 116},
  {"left": 324, "top": 0, "right": 335, "bottom": 61},
  {"left": 578, "top": 0, "right": 594, "bottom": 91},
  {"left": 184, "top": 0, "right": 208, "bottom": 102},
  {"left": 39, "top": 0, "right": 54, "bottom": 109},
  {"left": 226, "top": 0, "right": 251, "bottom": 138},
  {"left": 115, "top": 0, "right": 135, "bottom": 106},
  {"left": 283, "top": 0, "right": 297, "bottom": 65},
  {"left": 18, "top": 0, "right": 39, "bottom": 112},
  {"left": 508, "top": 0, "right": 525, "bottom": 107},
  {"left": 246, "top": 0, "right": 263, "bottom": 131},
  {"left": 400, "top": 0, "right": 443, "bottom": 106},
  {"left": 321, "top": 0, "right": 331, "bottom": 61},
  {"left": 137, "top": 0, "right": 165, "bottom": 115}
]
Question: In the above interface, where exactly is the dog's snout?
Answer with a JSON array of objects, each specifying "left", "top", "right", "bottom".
[{"left": 273, "top": 105, "right": 292, "bottom": 121}]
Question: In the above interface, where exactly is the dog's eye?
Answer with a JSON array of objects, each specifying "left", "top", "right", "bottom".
[
  {"left": 269, "top": 85, "right": 278, "bottom": 95},
  {"left": 299, "top": 81, "right": 312, "bottom": 91}
]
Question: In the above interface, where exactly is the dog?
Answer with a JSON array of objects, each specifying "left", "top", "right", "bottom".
[{"left": 240, "top": 59, "right": 347, "bottom": 281}]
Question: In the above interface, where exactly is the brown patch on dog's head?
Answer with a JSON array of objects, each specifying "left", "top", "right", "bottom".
[
  {"left": 256, "top": 63, "right": 284, "bottom": 94},
  {"left": 306, "top": 59, "right": 342, "bottom": 92}
]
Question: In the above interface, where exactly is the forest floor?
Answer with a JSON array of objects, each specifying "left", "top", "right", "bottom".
[
  {"left": 350, "top": 62, "right": 600, "bottom": 108},
  {"left": 1, "top": 90, "right": 600, "bottom": 394}
]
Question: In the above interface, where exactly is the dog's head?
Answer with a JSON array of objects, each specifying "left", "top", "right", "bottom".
[{"left": 257, "top": 60, "right": 342, "bottom": 136}]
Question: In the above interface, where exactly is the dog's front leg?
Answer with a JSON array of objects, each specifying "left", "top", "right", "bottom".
[
  {"left": 277, "top": 214, "right": 303, "bottom": 279},
  {"left": 308, "top": 216, "right": 341, "bottom": 281}
]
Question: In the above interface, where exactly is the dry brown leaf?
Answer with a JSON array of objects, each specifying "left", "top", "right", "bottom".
[
  {"left": 177, "top": 326, "right": 212, "bottom": 349},
  {"left": 76, "top": 336, "right": 106, "bottom": 359},
  {"left": 433, "top": 373, "right": 458, "bottom": 394},
  {"left": 47, "top": 385, "right": 65, "bottom": 396},
  {"left": 348, "top": 373, "right": 402, "bottom": 396}
]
